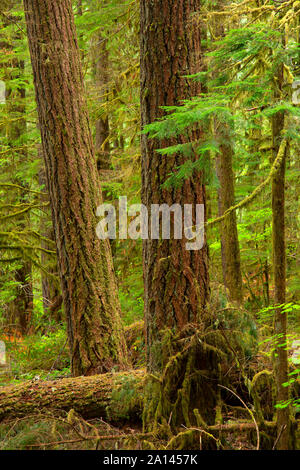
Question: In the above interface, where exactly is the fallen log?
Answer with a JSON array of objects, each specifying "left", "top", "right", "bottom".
[{"left": 0, "top": 369, "right": 145, "bottom": 422}]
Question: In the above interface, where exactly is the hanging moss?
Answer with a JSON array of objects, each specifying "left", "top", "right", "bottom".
[
  {"left": 251, "top": 370, "right": 275, "bottom": 423},
  {"left": 143, "top": 322, "right": 247, "bottom": 437}
]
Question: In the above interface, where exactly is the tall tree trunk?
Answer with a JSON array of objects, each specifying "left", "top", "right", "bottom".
[
  {"left": 38, "top": 161, "right": 62, "bottom": 324},
  {"left": 140, "top": 0, "right": 210, "bottom": 429},
  {"left": 8, "top": 82, "right": 33, "bottom": 336},
  {"left": 215, "top": 123, "right": 243, "bottom": 304},
  {"left": 93, "top": 33, "right": 111, "bottom": 172},
  {"left": 92, "top": 22, "right": 115, "bottom": 260},
  {"left": 77, "top": 0, "right": 82, "bottom": 16},
  {"left": 213, "top": 6, "right": 242, "bottom": 304},
  {"left": 23, "top": 0, "right": 128, "bottom": 376},
  {"left": 272, "top": 63, "right": 290, "bottom": 449},
  {"left": 2, "top": 4, "right": 33, "bottom": 335},
  {"left": 141, "top": 0, "right": 209, "bottom": 368}
]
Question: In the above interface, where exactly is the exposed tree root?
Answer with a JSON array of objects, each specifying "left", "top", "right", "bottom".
[
  {"left": 141, "top": 319, "right": 299, "bottom": 449},
  {"left": 143, "top": 321, "right": 257, "bottom": 434},
  {"left": 0, "top": 319, "right": 298, "bottom": 449}
]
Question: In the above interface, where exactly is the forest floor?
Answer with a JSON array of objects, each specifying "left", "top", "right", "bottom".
[{"left": 0, "top": 323, "right": 299, "bottom": 450}]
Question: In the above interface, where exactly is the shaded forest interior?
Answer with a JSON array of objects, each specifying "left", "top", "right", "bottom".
[{"left": 0, "top": 0, "right": 299, "bottom": 451}]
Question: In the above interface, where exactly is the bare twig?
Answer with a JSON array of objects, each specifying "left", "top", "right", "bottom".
[
  {"left": 272, "top": 424, "right": 287, "bottom": 450},
  {"left": 218, "top": 384, "right": 260, "bottom": 450}
]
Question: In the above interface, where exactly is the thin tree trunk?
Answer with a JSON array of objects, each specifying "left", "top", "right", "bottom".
[
  {"left": 272, "top": 64, "right": 290, "bottom": 450},
  {"left": 215, "top": 123, "right": 243, "bottom": 303},
  {"left": 93, "top": 25, "right": 116, "bottom": 260},
  {"left": 213, "top": 6, "right": 242, "bottom": 304},
  {"left": 2, "top": 4, "right": 33, "bottom": 335},
  {"left": 94, "top": 33, "right": 111, "bottom": 172},
  {"left": 23, "top": 0, "right": 128, "bottom": 376},
  {"left": 38, "top": 160, "right": 62, "bottom": 323}
]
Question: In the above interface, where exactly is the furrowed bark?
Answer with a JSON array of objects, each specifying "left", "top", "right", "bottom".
[
  {"left": 140, "top": 0, "right": 209, "bottom": 375},
  {"left": 140, "top": 0, "right": 213, "bottom": 432},
  {"left": 23, "top": 0, "right": 128, "bottom": 376}
]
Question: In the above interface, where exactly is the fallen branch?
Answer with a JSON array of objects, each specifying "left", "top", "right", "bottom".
[
  {"left": 218, "top": 384, "right": 260, "bottom": 450},
  {"left": 27, "top": 431, "right": 152, "bottom": 448}
]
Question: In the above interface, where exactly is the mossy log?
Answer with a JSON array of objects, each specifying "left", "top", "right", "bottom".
[{"left": 0, "top": 369, "right": 145, "bottom": 422}]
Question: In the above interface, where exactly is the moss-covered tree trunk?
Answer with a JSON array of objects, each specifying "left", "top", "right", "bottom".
[
  {"left": 141, "top": 0, "right": 209, "bottom": 369},
  {"left": 6, "top": 76, "right": 33, "bottom": 335},
  {"left": 93, "top": 30, "right": 111, "bottom": 173},
  {"left": 271, "top": 64, "right": 290, "bottom": 449},
  {"left": 140, "top": 0, "right": 211, "bottom": 430},
  {"left": 213, "top": 8, "right": 242, "bottom": 304},
  {"left": 23, "top": 0, "right": 128, "bottom": 376},
  {"left": 2, "top": 3, "right": 33, "bottom": 335},
  {"left": 215, "top": 123, "right": 243, "bottom": 304},
  {"left": 38, "top": 162, "right": 62, "bottom": 323}
]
